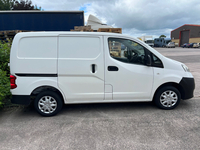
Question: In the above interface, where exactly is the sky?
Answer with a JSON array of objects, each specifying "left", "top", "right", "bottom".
[{"left": 31, "top": 0, "right": 200, "bottom": 38}]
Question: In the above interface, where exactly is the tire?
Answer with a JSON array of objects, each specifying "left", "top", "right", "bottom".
[
  {"left": 154, "top": 86, "right": 181, "bottom": 110},
  {"left": 34, "top": 91, "right": 63, "bottom": 117}
]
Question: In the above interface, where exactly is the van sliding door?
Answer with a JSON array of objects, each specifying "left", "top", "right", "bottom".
[{"left": 58, "top": 35, "right": 104, "bottom": 102}]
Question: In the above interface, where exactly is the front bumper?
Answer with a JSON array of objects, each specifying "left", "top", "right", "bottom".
[
  {"left": 179, "top": 77, "right": 195, "bottom": 100},
  {"left": 11, "top": 95, "right": 31, "bottom": 105}
]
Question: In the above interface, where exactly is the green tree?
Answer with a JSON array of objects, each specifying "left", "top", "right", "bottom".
[
  {"left": 12, "top": 0, "right": 41, "bottom": 10},
  {"left": 0, "top": 0, "right": 42, "bottom": 10},
  {"left": 34, "top": 5, "right": 41, "bottom": 10},
  {"left": 0, "top": 0, "right": 13, "bottom": 10},
  {"left": 159, "top": 35, "right": 166, "bottom": 38}
]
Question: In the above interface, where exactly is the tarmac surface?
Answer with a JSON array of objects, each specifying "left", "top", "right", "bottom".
[{"left": 0, "top": 47, "right": 200, "bottom": 150}]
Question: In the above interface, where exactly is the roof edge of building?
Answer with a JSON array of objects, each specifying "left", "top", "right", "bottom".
[{"left": 171, "top": 24, "right": 200, "bottom": 32}]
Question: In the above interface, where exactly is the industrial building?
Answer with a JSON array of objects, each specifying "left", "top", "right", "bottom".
[
  {"left": 0, "top": 11, "right": 84, "bottom": 31},
  {"left": 171, "top": 24, "right": 200, "bottom": 46}
]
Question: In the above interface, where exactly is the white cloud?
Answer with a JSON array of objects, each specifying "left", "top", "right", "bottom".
[{"left": 31, "top": 0, "right": 200, "bottom": 38}]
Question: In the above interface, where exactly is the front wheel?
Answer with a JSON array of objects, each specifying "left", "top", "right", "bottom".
[
  {"left": 34, "top": 91, "right": 63, "bottom": 116},
  {"left": 154, "top": 86, "right": 181, "bottom": 110}
]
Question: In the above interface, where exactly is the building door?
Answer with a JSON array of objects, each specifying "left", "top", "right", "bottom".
[{"left": 180, "top": 30, "right": 189, "bottom": 46}]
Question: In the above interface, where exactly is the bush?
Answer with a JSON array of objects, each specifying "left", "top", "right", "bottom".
[
  {"left": 0, "top": 69, "right": 11, "bottom": 107},
  {"left": 0, "top": 41, "right": 11, "bottom": 74},
  {"left": 0, "top": 41, "right": 12, "bottom": 108}
]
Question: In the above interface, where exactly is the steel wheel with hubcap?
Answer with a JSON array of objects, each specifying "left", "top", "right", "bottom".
[
  {"left": 34, "top": 91, "right": 63, "bottom": 116},
  {"left": 154, "top": 86, "right": 181, "bottom": 110},
  {"left": 38, "top": 96, "right": 57, "bottom": 114}
]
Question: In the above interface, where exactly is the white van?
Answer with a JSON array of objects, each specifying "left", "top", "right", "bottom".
[{"left": 10, "top": 32, "right": 195, "bottom": 116}]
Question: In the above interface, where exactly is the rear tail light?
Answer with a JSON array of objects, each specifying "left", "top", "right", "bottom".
[{"left": 10, "top": 75, "right": 17, "bottom": 89}]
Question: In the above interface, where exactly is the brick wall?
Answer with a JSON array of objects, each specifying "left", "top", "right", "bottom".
[
  {"left": 172, "top": 39, "right": 180, "bottom": 46},
  {"left": 189, "top": 38, "right": 200, "bottom": 43}
]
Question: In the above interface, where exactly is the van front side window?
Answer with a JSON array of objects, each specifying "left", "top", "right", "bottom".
[{"left": 108, "top": 38, "right": 146, "bottom": 65}]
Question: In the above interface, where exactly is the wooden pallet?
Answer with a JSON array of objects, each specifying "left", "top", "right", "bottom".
[
  {"left": 70, "top": 29, "right": 94, "bottom": 32},
  {"left": 71, "top": 25, "right": 93, "bottom": 32},
  {"left": 0, "top": 30, "right": 29, "bottom": 35},
  {"left": 109, "top": 41, "right": 121, "bottom": 51},
  {"left": 109, "top": 41, "right": 121, "bottom": 57},
  {"left": 70, "top": 26, "right": 122, "bottom": 33},
  {"left": 0, "top": 30, "right": 29, "bottom": 41},
  {"left": 98, "top": 28, "right": 122, "bottom": 33},
  {"left": 110, "top": 51, "right": 120, "bottom": 57}
]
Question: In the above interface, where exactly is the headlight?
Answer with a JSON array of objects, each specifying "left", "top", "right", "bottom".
[{"left": 182, "top": 64, "right": 190, "bottom": 72}]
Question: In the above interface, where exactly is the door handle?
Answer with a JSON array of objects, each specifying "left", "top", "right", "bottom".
[
  {"left": 108, "top": 66, "right": 119, "bottom": 71},
  {"left": 92, "top": 64, "right": 96, "bottom": 73}
]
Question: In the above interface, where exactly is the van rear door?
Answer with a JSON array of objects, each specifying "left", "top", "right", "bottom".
[{"left": 58, "top": 35, "right": 104, "bottom": 102}]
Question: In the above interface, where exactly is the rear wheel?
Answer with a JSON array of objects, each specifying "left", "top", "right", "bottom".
[
  {"left": 154, "top": 86, "right": 181, "bottom": 110},
  {"left": 34, "top": 91, "right": 63, "bottom": 116}
]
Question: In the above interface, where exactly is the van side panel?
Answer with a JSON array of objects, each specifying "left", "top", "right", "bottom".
[
  {"left": 58, "top": 35, "right": 104, "bottom": 102},
  {"left": 10, "top": 35, "right": 59, "bottom": 98},
  {"left": 10, "top": 77, "right": 58, "bottom": 95},
  {"left": 14, "top": 36, "right": 57, "bottom": 74}
]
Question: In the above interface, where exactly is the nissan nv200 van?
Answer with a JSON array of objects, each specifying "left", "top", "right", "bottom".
[{"left": 10, "top": 32, "right": 195, "bottom": 116}]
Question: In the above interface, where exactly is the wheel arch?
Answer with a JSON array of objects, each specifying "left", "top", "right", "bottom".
[
  {"left": 153, "top": 82, "right": 184, "bottom": 101},
  {"left": 31, "top": 86, "right": 65, "bottom": 103}
]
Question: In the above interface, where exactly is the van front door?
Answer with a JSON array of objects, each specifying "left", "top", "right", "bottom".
[
  {"left": 58, "top": 35, "right": 104, "bottom": 102},
  {"left": 104, "top": 37, "right": 153, "bottom": 101}
]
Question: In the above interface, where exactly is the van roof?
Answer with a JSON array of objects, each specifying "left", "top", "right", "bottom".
[
  {"left": 15, "top": 31, "right": 136, "bottom": 42},
  {"left": 16, "top": 31, "right": 123, "bottom": 37}
]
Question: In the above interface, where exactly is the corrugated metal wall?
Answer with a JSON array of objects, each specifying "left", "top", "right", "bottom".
[
  {"left": 0, "top": 11, "right": 84, "bottom": 31},
  {"left": 180, "top": 30, "right": 189, "bottom": 46}
]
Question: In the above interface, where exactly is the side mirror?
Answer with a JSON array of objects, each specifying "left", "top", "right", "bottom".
[{"left": 146, "top": 55, "right": 152, "bottom": 66}]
